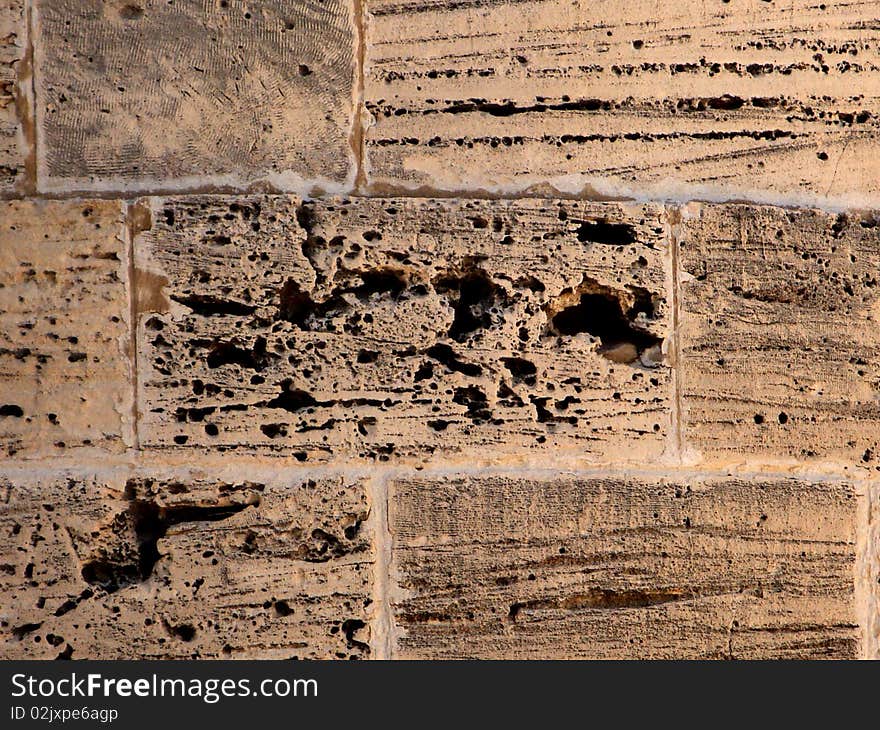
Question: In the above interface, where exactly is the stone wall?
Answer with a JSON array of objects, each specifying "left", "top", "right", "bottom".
[{"left": 1, "top": 0, "right": 878, "bottom": 659}]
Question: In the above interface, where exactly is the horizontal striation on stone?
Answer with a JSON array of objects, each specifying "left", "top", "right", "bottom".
[
  {"left": 679, "top": 203, "right": 880, "bottom": 468},
  {"left": 389, "top": 474, "right": 858, "bottom": 659},
  {"left": 364, "top": 0, "right": 880, "bottom": 199}
]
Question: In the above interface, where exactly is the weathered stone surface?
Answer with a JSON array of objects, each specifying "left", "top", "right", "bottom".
[
  {"left": 364, "top": 0, "right": 880, "bottom": 200},
  {"left": 135, "top": 195, "right": 669, "bottom": 464},
  {"left": 0, "top": 199, "right": 131, "bottom": 458},
  {"left": 0, "top": 0, "right": 27, "bottom": 193},
  {"left": 0, "top": 470, "right": 373, "bottom": 659},
  {"left": 33, "top": 0, "right": 356, "bottom": 191},
  {"left": 679, "top": 203, "right": 880, "bottom": 468},
  {"left": 389, "top": 474, "right": 858, "bottom": 659}
]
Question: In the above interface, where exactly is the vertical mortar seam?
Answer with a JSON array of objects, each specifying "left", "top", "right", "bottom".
[
  {"left": 858, "top": 486, "right": 876, "bottom": 659},
  {"left": 667, "top": 203, "right": 685, "bottom": 465},
  {"left": 350, "top": 0, "right": 368, "bottom": 193},
  {"left": 22, "top": 0, "right": 37, "bottom": 194},
  {"left": 124, "top": 201, "right": 140, "bottom": 451},
  {"left": 367, "top": 471, "right": 393, "bottom": 659}
]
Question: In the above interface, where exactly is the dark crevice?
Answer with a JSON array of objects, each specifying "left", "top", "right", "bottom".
[
  {"left": 11, "top": 622, "right": 42, "bottom": 640},
  {"left": 297, "top": 528, "right": 356, "bottom": 563},
  {"left": 508, "top": 588, "right": 686, "bottom": 621},
  {"left": 435, "top": 98, "right": 608, "bottom": 116},
  {"left": 265, "top": 381, "right": 320, "bottom": 412},
  {"left": 549, "top": 278, "right": 662, "bottom": 364},
  {"left": 575, "top": 220, "right": 638, "bottom": 245},
  {"left": 501, "top": 357, "right": 537, "bottom": 385},
  {"left": 348, "top": 268, "right": 407, "bottom": 300},
  {"left": 452, "top": 385, "right": 492, "bottom": 423},
  {"left": 434, "top": 267, "right": 508, "bottom": 342},
  {"left": 80, "top": 489, "right": 259, "bottom": 594},
  {"left": 278, "top": 278, "right": 321, "bottom": 328},
  {"left": 163, "top": 619, "right": 197, "bottom": 642},
  {"left": 341, "top": 619, "right": 370, "bottom": 652},
  {"left": 261, "top": 380, "right": 399, "bottom": 414},
  {"left": 170, "top": 294, "right": 256, "bottom": 317},
  {"left": 425, "top": 343, "right": 482, "bottom": 377},
  {"left": 206, "top": 337, "right": 269, "bottom": 371},
  {"left": 279, "top": 272, "right": 409, "bottom": 330}
]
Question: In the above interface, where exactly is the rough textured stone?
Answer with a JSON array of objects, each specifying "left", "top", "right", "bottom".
[
  {"left": 679, "top": 203, "right": 880, "bottom": 468},
  {"left": 0, "top": 0, "right": 27, "bottom": 193},
  {"left": 364, "top": 0, "right": 880, "bottom": 200},
  {"left": 389, "top": 474, "right": 858, "bottom": 659},
  {"left": 0, "top": 199, "right": 131, "bottom": 458},
  {"left": 0, "top": 470, "right": 373, "bottom": 659},
  {"left": 135, "top": 195, "right": 670, "bottom": 464},
  {"left": 33, "top": 0, "right": 356, "bottom": 191}
]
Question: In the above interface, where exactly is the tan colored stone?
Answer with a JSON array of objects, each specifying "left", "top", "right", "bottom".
[
  {"left": 33, "top": 0, "right": 356, "bottom": 192},
  {"left": 679, "top": 203, "right": 880, "bottom": 468},
  {"left": 389, "top": 474, "right": 858, "bottom": 659},
  {"left": 0, "top": 0, "right": 27, "bottom": 193},
  {"left": 364, "top": 0, "right": 880, "bottom": 201},
  {"left": 0, "top": 470, "right": 372, "bottom": 659},
  {"left": 0, "top": 199, "right": 131, "bottom": 458},
  {"left": 135, "top": 195, "right": 670, "bottom": 464}
]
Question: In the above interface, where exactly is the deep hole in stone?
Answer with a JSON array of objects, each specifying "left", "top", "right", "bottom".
[
  {"left": 501, "top": 357, "right": 537, "bottom": 384},
  {"left": 170, "top": 294, "right": 256, "bottom": 317},
  {"left": 80, "top": 496, "right": 257, "bottom": 593},
  {"left": 575, "top": 220, "right": 637, "bottom": 245},
  {"left": 341, "top": 619, "right": 369, "bottom": 651},
  {"left": 350, "top": 268, "right": 407, "bottom": 300},
  {"left": 278, "top": 278, "right": 317, "bottom": 328},
  {"left": 425, "top": 343, "right": 482, "bottom": 377},
  {"left": 434, "top": 267, "right": 507, "bottom": 342},
  {"left": 549, "top": 279, "right": 661, "bottom": 362},
  {"left": 206, "top": 337, "right": 267, "bottom": 371},
  {"left": 265, "top": 381, "right": 318, "bottom": 412}
]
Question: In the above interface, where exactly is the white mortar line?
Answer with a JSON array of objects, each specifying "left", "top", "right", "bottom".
[
  {"left": 366, "top": 473, "right": 393, "bottom": 660},
  {"left": 857, "top": 487, "right": 877, "bottom": 659}
]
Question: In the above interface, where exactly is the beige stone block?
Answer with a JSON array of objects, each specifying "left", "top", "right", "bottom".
[
  {"left": 0, "top": 470, "right": 372, "bottom": 659},
  {"left": 389, "top": 474, "right": 858, "bottom": 659},
  {"left": 135, "top": 195, "right": 670, "bottom": 464},
  {"left": 0, "top": 199, "right": 131, "bottom": 458},
  {"left": 679, "top": 203, "right": 880, "bottom": 468},
  {"left": 0, "top": 0, "right": 28, "bottom": 193},
  {"left": 364, "top": 0, "right": 880, "bottom": 202},
  {"left": 33, "top": 0, "right": 356, "bottom": 192}
]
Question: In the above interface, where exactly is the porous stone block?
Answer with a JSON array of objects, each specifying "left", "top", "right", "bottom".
[
  {"left": 389, "top": 474, "right": 858, "bottom": 659},
  {"left": 33, "top": 0, "right": 356, "bottom": 191},
  {"left": 0, "top": 199, "right": 131, "bottom": 458},
  {"left": 679, "top": 203, "right": 880, "bottom": 468},
  {"left": 365, "top": 0, "right": 880, "bottom": 201},
  {"left": 0, "top": 470, "right": 373, "bottom": 659},
  {"left": 135, "top": 195, "right": 670, "bottom": 464}
]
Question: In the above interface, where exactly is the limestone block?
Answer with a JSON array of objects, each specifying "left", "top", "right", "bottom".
[
  {"left": 365, "top": 0, "right": 880, "bottom": 201},
  {"left": 0, "top": 199, "right": 131, "bottom": 458},
  {"left": 0, "top": 0, "right": 27, "bottom": 193},
  {"left": 679, "top": 203, "right": 880, "bottom": 468},
  {"left": 135, "top": 195, "right": 670, "bottom": 464},
  {"left": 33, "top": 0, "right": 356, "bottom": 192},
  {"left": 0, "top": 470, "right": 372, "bottom": 659},
  {"left": 389, "top": 474, "right": 858, "bottom": 659}
]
